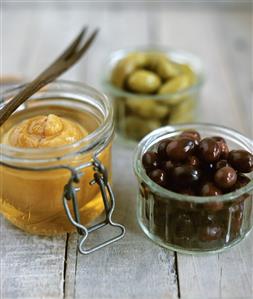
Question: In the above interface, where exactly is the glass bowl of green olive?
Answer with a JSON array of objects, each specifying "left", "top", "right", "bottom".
[{"left": 102, "top": 47, "right": 204, "bottom": 144}]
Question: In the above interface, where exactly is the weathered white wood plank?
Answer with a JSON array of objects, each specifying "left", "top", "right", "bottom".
[
  {"left": 64, "top": 233, "right": 78, "bottom": 299},
  {"left": 0, "top": 217, "right": 67, "bottom": 299},
  {"left": 214, "top": 10, "right": 253, "bottom": 137},
  {"left": 177, "top": 233, "right": 253, "bottom": 299}
]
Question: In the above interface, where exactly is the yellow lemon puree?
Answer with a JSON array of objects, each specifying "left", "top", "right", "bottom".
[
  {"left": 3, "top": 114, "right": 86, "bottom": 148},
  {"left": 0, "top": 112, "right": 111, "bottom": 235}
]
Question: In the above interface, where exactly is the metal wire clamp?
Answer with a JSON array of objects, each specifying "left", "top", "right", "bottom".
[
  {"left": 1, "top": 155, "right": 125, "bottom": 255},
  {"left": 62, "top": 156, "right": 125, "bottom": 254}
]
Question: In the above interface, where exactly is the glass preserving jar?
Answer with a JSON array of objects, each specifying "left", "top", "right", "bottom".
[
  {"left": 0, "top": 80, "right": 125, "bottom": 254},
  {"left": 134, "top": 124, "right": 253, "bottom": 254},
  {"left": 102, "top": 47, "right": 204, "bottom": 144}
]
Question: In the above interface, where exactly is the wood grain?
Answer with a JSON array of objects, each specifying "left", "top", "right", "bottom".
[
  {"left": 0, "top": 217, "right": 66, "bottom": 299},
  {"left": 177, "top": 234, "right": 253, "bottom": 299},
  {"left": 64, "top": 234, "right": 78, "bottom": 299}
]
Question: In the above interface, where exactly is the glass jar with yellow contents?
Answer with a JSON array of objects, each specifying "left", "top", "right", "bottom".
[{"left": 0, "top": 80, "right": 125, "bottom": 254}]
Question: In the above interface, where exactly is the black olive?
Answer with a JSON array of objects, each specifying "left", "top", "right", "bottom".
[
  {"left": 166, "top": 137, "right": 195, "bottom": 161},
  {"left": 228, "top": 150, "right": 253, "bottom": 173},
  {"left": 142, "top": 151, "right": 159, "bottom": 170},
  {"left": 199, "top": 137, "right": 221, "bottom": 163},
  {"left": 214, "top": 166, "right": 237, "bottom": 190},
  {"left": 172, "top": 165, "right": 201, "bottom": 188}
]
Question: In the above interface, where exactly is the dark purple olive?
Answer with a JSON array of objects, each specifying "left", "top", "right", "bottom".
[
  {"left": 199, "top": 137, "right": 221, "bottom": 163},
  {"left": 200, "top": 161, "right": 216, "bottom": 179},
  {"left": 148, "top": 169, "right": 167, "bottom": 187},
  {"left": 214, "top": 166, "right": 237, "bottom": 189},
  {"left": 186, "top": 155, "right": 200, "bottom": 167},
  {"left": 157, "top": 139, "right": 173, "bottom": 160},
  {"left": 175, "top": 195, "right": 196, "bottom": 210},
  {"left": 203, "top": 200, "right": 224, "bottom": 211},
  {"left": 172, "top": 165, "right": 201, "bottom": 187},
  {"left": 161, "top": 160, "right": 175, "bottom": 177},
  {"left": 142, "top": 151, "right": 159, "bottom": 170},
  {"left": 179, "top": 130, "right": 201, "bottom": 143},
  {"left": 201, "top": 182, "right": 222, "bottom": 196},
  {"left": 212, "top": 136, "right": 229, "bottom": 159},
  {"left": 153, "top": 197, "right": 170, "bottom": 227},
  {"left": 215, "top": 159, "right": 230, "bottom": 170},
  {"left": 228, "top": 150, "right": 253, "bottom": 173},
  {"left": 231, "top": 207, "right": 243, "bottom": 234},
  {"left": 229, "top": 174, "right": 251, "bottom": 204},
  {"left": 166, "top": 137, "right": 195, "bottom": 161},
  {"left": 203, "top": 163, "right": 216, "bottom": 171},
  {"left": 200, "top": 213, "right": 217, "bottom": 225},
  {"left": 199, "top": 225, "right": 223, "bottom": 241},
  {"left": 154, "top": 195, "right": 174, "bottom": 211},
  {"left": 228, "top": 202, "right": 244, "bottom": 213},
  {"left": 179, "top": 188, "right": 195, "bottom": 196},
  {"left": 140, "top": 182, "right": 150, "bottom": 200},
  {"left": 173, "top": 213, "right": 194, "bottom": 239},
  {"left": 231, "top": 174, "right": 251, "bottom": 190},
  {"left": 176, "top": 202, "right": 196, "bottom": 210}
]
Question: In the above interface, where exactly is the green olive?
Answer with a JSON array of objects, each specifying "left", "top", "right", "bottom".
[
  {"left": 156, "top": 60, "right": 180, "bottom": 80},
  {"left": 158, "top": 74, "right": 192, "bottom": 94},
  {"left": 126, "top": 98, "right": 154, "bottom": 117},
  {"left": 124, "top": 116, "right": 161, "bottom": 140},
  {"left": 126, "top": 98, "right": 170, "bottom": 119},
  {"left": 111, "top": 53, "right": 147, "bottom": 88},
  {"left": 145, "top": 53, "right": 168, "bottom": 70},
  {"left": 180, "top": 64, "right": 197, "bottom": 85},
  {"left": 153, "top": 104, "right": 170, "bottom": 119},
  {"left": 169, "top": 98, "right": 195, "bottom": 124},
  {"left": 145, "top": 53, "right": 180, "bottom": 79},
  {"left": 127, "top": 70, "right": 161, "bottom": 94}
]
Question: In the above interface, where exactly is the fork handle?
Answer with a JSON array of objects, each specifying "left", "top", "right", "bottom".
[{"left": 0, "top": 62, "right": 71, "bottom": 126}]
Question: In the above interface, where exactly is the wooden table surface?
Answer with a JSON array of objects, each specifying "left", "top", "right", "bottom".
[{"left": 1, "top": 2, "right": 253, "bottom": 299}]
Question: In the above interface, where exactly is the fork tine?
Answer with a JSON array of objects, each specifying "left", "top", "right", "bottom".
[
  {"left": 38, "top": 27, "right": 98, "bottom": 81},
  {"left": 62, "top": 27, "right": 88, "bottom": 60},
  {"left": 50, "top": 27, "right": 88, "bottom": 65},
  {"left": 67, "top": 28, "right": 99, "bottom": 64},
  {"left": 38, "top": 27, "right": 88, "bottom": 77}
]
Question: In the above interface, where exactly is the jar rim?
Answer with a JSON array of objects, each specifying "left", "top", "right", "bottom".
[
  {"left": 133, "top": 123, "right": 253, "bottom": 203},
  {"left": 0, "top": 80, "right": 114, "bottom": 163},
  {"left": 101, "top": 46, "right": 204, "bottom": 100}
]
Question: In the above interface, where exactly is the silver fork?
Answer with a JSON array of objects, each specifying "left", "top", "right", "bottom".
[{"left": 0, "top": 26, "right": 99, "bottom": 126}]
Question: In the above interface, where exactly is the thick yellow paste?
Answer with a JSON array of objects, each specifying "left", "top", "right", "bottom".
[{"left": 3, "top": 114, "right": 87, "bottom": 148}]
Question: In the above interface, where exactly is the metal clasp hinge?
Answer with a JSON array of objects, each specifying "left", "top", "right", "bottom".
[{"left": 62, "top": 157, "right": 125, "bottom": 255}]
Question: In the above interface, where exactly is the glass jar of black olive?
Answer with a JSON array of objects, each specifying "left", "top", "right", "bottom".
[{"left": 134, "top": 124, "right": 253, "bottom": 254}]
